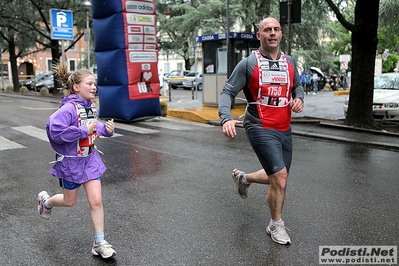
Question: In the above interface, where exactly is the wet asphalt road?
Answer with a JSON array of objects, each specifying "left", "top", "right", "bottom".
[{"left": 0, "top": 93, "right": 398, "bottom": 265}]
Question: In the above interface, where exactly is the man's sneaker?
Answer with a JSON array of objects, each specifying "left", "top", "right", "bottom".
[
  {"left": 232, "top": 169, "right": 250, "bottom": 199},
  {"left": 37, "top": 191, "right": 52, "bottom": 220},
  {"left": 91, "top": 240, "right": 116, "bottom": 259},
  {"left": 266, "top": 220, "right": 291, "bottom": 245}
]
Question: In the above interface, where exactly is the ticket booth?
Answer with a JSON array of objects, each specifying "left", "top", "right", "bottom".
[{"left": 196, "top": 32, "right": 259, "bottom": 106}]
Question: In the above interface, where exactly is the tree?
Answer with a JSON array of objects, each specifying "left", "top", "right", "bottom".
[
  {"left": 0, "top": 0, "right": 88, "bottom": 93},
  {"left": 156, "top": 0, "right": 338, "bottom": 75},
  {"left": 0, "top": 1, "right": 36, "bottom": 92},
  {"left": 287, "top": 0, "right": 338, "bottom": 74},
  {"left": 378, "top": 0, "right": 399, "bottom": 54},
  {"left": 325, "top": 0, "right": 380, "bottom": 128},
  {"left": 329, "top": 21, "right": 352, "bottom": 57},
  {"left": 157, "top": 0, "right": 230, "bottom": 70}
]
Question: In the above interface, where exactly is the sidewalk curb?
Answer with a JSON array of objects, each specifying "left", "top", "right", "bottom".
[
  {"left": 333, "top": 90, "right": 350, "bottom": 95},
  {"left": 209, "top": 119, "right": 399, "bottom": 151}
]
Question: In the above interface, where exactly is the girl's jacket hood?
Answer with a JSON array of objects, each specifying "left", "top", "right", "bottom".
[{"left": 60, "top": 94, "right": 93, "bottom": 108}]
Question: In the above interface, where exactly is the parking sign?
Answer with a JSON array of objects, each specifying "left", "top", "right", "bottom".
[{"left": 50, "top": 9, "right": 74, "bottom": 40}]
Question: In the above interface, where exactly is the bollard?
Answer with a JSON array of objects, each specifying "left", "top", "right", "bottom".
[
  {"left": 159, "top": 98, "right": 167, "bottom": 117},
  {"left": 168, "top": 82, "right": 172, "bottom": 102},
  {"left": 191, "top": 80, "right": 195, "bottom": 100}
]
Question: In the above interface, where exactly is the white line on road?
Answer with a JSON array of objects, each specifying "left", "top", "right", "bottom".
[
  {"left": 0, "top": 136, "right": 26, "bottom": 150},
  {"left": 12, "top": 125, "right": 124, "bottom": 140},
  {"left": 11, "top": 126, "right": 49, "bottom": 142},
  {"left": 20, "top": 107, "right": 57, "bottom": 110},
  {"left": 137, "top": 121, "right": 192, "bottom": 130},
  {"left": 114, "top": 122, "right": 160, "bottom": 134},
  {"left": 158, "top": 117, "right": 215, "bottom": 127}
]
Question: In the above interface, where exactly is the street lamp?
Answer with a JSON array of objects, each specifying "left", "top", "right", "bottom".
[{"left": 81, "top": 1, "right": 92, "bottom": 70}]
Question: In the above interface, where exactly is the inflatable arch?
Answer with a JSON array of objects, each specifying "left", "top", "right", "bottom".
[{"left": 92, "top": 0, "right": 161, "bottom": 121}]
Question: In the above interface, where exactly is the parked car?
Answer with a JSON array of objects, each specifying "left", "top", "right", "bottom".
[
  {"left": 20, "top": 72, "right": 53, "bottom": 91},
  {"left": 182, "top": 71, "right": 203, "bottom": 91},
  {"left": 36, "top": 74, "right": 55, "bottom": 93},
  {"left": 167, "top": 70, "right": 190, "bottom": 89},
  {"left": 343, "top": 72, "right": 399, "bottom": 120}
]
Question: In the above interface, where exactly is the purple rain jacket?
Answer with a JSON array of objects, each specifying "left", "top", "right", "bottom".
[{"left": 46, "top": 94, "right": 114, "bottom": 184}]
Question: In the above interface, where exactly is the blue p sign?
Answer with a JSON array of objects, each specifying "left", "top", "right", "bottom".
[
  {"left": 50, "top": 9, "right": 74, "bottom": 40},
  {"left": 56, "top": 12, "right": 67, "bottom": 27}
]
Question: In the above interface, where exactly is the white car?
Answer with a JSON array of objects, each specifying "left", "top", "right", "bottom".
[
  {"left": 167, "top": 70, "right": 190, "bottom": 89},
  {"left": 182, "top": 71, "right": 203, "bottom": 91},
  {"left": 343, "top": 72, "right": 399, "bottom": 120}
]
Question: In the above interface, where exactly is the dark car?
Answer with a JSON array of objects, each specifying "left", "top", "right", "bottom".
[
  {"left": 35, "top": 74, "right": 54, "bottom": 93},
  {"left": 20, "top": 72, "right": 53, "bottom": 91}
]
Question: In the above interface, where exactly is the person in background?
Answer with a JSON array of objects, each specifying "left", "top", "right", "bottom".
[
  {"left": 312, "top": 72, "right": 319, "bottom": 95},
  {"left": 37, "top": 63, "right": 117, "bottom": 259},
  {"left": 305, "top": 70, "right": 312, "bottom": 94},
  {"left": 218, "top": 17, "right": 304, "bottom": 245},
  {"left": 300, "top": 71, "right": 306, "bottom": 91},
  {"left": 339, "top": 75, "right": 347, "bottom": 90}
]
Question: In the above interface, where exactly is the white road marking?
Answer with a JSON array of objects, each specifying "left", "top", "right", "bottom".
[
  {"left": 159, "top": 117, "right": 215, "bottom": 127},
  {"left": 137, "top": 121, "right": 192, "bottom": 130},
  {"left": 1, "top": 117, "right": 209, "bottom": 151},
  {"left": 11, "top": 126, "right": 49, "bottom": 142},
  {"left": 20, "top": 107, "right": 57, "bottom": 110},
  {"left": 0, "top": 136, "right": 26, "bottom": 150},
  {"left": 114, "top": 122, "right": 160, "bottom": 134},
  {"left": 12, "top": 126, "right": 125, "bottom": 141}
]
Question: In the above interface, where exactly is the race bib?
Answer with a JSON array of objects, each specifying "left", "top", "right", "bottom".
[{"left": 261, "top": 68, "right": 288, "bottom": 84}]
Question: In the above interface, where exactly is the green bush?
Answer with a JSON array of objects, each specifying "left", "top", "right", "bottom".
[
  {"left": 6, "top": 85, "right": 13, "bottom": 92},
  {"left": 382, "top": 54, "right": 399, "bottom": 73}
]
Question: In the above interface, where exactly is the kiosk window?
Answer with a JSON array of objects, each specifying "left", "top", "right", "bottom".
[
  {"left": 217, "top": 47, "right": 227, "bottom": 74},
  {"left": 203, "top": 42, "right": 217, "bottom": 73}
]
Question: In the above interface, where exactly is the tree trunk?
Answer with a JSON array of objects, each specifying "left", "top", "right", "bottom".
[
  {"left": 8, "top": 38, "right": 20, "bottom": 92},
  {"left": 50, "top": 39, "right": 62, "bottom": 95},
  {"left": 346, "top": 0, "right": 380, "bottom": 127}
]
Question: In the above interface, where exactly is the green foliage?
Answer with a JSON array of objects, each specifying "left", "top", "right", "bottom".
[
  {"left": 377, "top": 26, "right": 399, "bottom": 55},
  {"left": 1, "top": 0, "right": 88, "bottom": 57},
  {"left": 329, "top": 21, "right": 351, "bottom": 56},
  {"left": 156, "top": 0, "right": 346, "bottom": 74},
  {"left": 0, "top": 0, "right": 92, "bottom": 90},
  {"left": 382, "top": 54, "right": 399, "bottom": 73},
  {"left": 379, "top": 0, "right": 399, "bottom": 54},
  {"left": 157, "top": 0, "right": 232, "bottom": 68},
  {"left": 288, "top": 0, "right": 336, "bottom": 74}
]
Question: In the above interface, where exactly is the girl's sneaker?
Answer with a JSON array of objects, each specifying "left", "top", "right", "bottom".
[
  {"left": 37, "top": 191, "right": 52, "bottom": 220},
  {"left": 91, "top": 240, "right": 116, "bottom": 259}
]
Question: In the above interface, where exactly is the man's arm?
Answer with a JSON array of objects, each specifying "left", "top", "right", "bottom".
[
  {"left": 218, "top": 57, "right": 249, "bottom": 125},
  {"left": 287, "top": 55, "right": 304, "bottom": 103}
]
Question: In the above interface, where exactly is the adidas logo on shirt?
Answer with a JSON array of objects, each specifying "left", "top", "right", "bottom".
[{"left": 269, "top": 62, "right": 280, "bottom": 70}]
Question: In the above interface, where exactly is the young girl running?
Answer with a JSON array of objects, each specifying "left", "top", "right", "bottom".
[{"left": 37, "top": 63, "right": 116, "bottom": 259}]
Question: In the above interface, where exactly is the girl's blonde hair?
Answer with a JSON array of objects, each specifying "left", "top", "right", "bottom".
[{"left": 52, "top": 63, "right": 93, "bottom": 95}]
